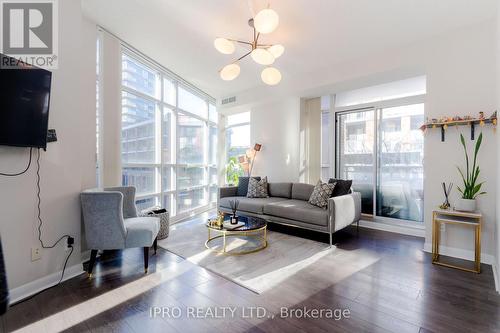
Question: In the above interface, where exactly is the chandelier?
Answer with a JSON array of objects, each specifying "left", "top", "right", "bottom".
[{"left": 214, "top": 5, "right": 283, "bottom": 85}]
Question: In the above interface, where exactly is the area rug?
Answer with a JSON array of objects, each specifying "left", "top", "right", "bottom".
[{"left": 158, "top": 219, "right": 335, "bottom": 294}]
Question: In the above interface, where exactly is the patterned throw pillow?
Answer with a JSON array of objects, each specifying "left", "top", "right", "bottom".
[
  {"left": 247, "top": 176, "right": 269, "bottom": 198},
  {"left": 309, "top": 180, "right": 336, "bottom": 209}
]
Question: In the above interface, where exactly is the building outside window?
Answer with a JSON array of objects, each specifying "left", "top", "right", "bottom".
[
  {"left": 225, "top": 112, "right": 250, "bottom": 184},
  {"left": 120, "top": 50, "right": 217, "bottom": 218}
]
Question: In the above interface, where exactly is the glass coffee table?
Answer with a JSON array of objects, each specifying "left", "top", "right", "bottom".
[{"left": 205, "top": 215, "right": 268, "bottom": 255}]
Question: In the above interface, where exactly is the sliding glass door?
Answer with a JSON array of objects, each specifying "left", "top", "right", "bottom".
[
  {"left": 336, "top": 103, "right": 424, "bottom": 223},
  {"left": 377, "top": 104, "right": 424, "bottom": 222}
]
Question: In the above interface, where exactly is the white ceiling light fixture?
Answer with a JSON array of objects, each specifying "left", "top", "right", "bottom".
[
  {"left": 220, "top": 63, "right": 241, "bottom": 81},
  {"left": 214, "top": 2, "right": 283, "bottom": 86},
  {"left": 251, "top": 48, "right": 275, "bottom": 65},
  {"left": 261, "top": 67, "right": 281, "bottom": 85},
  {"left": 254, "top": 8, "right": 279, "bottom": 34},
  {"left": 214, "top": 38, "right": 235, "bottom": 54},
  {"left": 267, "top": 44, "right": 284, "bottom": 58}
]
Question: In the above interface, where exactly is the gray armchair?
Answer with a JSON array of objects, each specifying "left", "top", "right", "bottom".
[{"left": 80, "top": 186, "right": 160, "bottom": 276}]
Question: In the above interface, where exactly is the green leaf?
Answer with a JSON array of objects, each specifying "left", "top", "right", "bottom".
[{"left": 471, "top": 182, "right": 484, "bottom": 197}]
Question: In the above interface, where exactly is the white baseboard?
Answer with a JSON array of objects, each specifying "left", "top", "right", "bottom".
[
  {"left": 9, "top": 263, "right": 85, "bottom": 304},
  {"left": 422, "top": 242, "right": 495, "bottom": 265},
  {"left": 359, "top": 220, "right": 425, "bottom": 237}
]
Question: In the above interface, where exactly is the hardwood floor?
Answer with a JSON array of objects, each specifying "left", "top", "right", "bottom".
[{"left": 2, "top": 212, "right": 499, "bottom": 332}]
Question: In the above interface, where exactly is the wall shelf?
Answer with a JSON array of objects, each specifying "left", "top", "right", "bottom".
[{"left": 423, "top": 116, "right": 497, "bottom": 142}]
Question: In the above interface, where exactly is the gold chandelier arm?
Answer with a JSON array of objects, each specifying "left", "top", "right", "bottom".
[
  {"left": 218, "top": 50, "right": 253, "bottom": 72},
  {"left": 226, "top": 38, "right": 253, "bottom": 46},
  {"left": 236, "top": 50, "right": 252, "bottom": 62}
]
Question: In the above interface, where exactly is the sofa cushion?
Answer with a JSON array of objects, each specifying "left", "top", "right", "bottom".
[
  {"left": 291, "top": 183, "right": 315, "bottom": 201},
  {"left": 220, "top": 196, "right": 286, "bottom": 214},
  {"left": 237, "top": 176, "right": 261, "bottom": 196},
  {"left": 247, "top": 176, "right": 269, "bottom": 198},
  {"left": 309, "top": 180, "right": 336, "bottom": 209},
  {"left": 263, "top": 199, "right": 329, "bottom": 226},
  {"left": 328, "top": 178, "right": 352, "bottom": 197},
  {"left": 124, "top": 217, "right": 160, "bottom": 248},
  {"left": 268, "top": 182, "right": 292, "bottom": 198}
]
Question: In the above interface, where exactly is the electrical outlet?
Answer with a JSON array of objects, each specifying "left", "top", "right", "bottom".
[
  {"left": 440, "top": 223, "right": 446, "bottom": 232},
  {"left": 31, "top": 247, "right": 41, "bottom": 261},
  {"left": 66, "top": 236, "right": 74, "bottom": 251}
]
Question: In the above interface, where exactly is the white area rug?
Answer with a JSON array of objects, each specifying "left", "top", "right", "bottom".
[{"left": 158, "top": 219, "right": 335, "bottom": 294}]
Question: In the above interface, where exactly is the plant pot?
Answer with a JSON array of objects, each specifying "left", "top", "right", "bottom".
[{"left": 455, "top": 198, "right": 476, "bottom": 212}]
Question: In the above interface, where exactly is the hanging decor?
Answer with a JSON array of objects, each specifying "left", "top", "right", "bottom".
[
  {"left": 214, "top": 3, "right": 283, "bottom": 85},
  {"left": 420, "top": 111, "right": 497, "bottom": 142}
]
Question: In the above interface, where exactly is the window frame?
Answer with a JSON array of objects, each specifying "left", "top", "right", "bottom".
[
  {"left": 120, "top": 47, "right": 217, "bottom": 220},
  {"left": 330, "top": 93, "right": 426, "bottom": 227}
]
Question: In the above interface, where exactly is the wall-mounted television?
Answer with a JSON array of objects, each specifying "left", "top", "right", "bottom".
[{"left": 0, "top": 54, "right": 52, "bottom": 149}]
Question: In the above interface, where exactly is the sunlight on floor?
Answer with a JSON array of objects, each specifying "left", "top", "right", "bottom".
[
  {"left": 242, "top": 247, "right": 335, "bottom": 291},
  {"left": 13, "top": 262, "right": 194, "bottom": 333}
]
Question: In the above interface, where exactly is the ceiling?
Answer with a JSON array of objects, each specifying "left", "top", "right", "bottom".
[{"left": 82, "top": 0, "right": 497, "bottom": 99}]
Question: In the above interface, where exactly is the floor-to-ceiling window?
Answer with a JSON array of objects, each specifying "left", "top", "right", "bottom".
[
  {"left": 95, "top": 33, "right": 102, "bottom": 187},
  {"left": 325, "top": 76, "right": 425, "bottom": 224},
  {"left": 120, "top": 49, "right": 217, "bottom": 218},
  {"left": 224, "top": 112, "right": 251, "bottom": 184}
]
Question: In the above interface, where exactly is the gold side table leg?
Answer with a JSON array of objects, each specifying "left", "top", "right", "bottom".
[
  {"left": 432, "top": 214, "right": 436, "bottom": 261},
  {"left": 435, "top": 220, "right": 440, "bottom": 261},
  {"left": 475, "top": 222, "right": 481, "bottom": 273}
]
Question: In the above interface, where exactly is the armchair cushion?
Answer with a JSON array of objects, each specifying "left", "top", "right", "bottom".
[
  {"left": 81, "top": 190, "right": 127, "bottom": 250},
  {"left": 104, "top": 186, "right": 138, "bottom": 218},
  {"left": 124, "top": 217, "right": 160, "bottom": 248}
]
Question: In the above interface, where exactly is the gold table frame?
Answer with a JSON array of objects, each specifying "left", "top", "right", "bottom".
[
  {"left": 205, "top": 224, "right": 268, "bottom": 255},
  {"left": 432, "top": 209, "right": 481, "bottom": 273}
]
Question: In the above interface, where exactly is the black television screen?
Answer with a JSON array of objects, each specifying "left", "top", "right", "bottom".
[{"left": 0, "top": 54, "right": 52, "bottom": 149}]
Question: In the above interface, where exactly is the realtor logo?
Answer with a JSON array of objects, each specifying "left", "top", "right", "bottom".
[{"left": 0, "top": 0, "right": 58, "bottom": 69}]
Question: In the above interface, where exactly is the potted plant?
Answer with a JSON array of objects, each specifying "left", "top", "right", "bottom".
[{"left": 455, "top": 132, "right": 486, "bottom": 212}]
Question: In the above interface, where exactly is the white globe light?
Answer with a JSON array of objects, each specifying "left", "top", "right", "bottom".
[
  {"left": 261, "top": 67, "right": 281, "bottom": 85},
  {"left": 214, "top": 38, "right": 235, "bottom": 54},
  {"left": 220, "top": 63, "right": 240, "bottom": 81},
  {"left": 254, "top": 9, "right": 279, "bottom": 34},
  {"left": 268, "top": 44, "right": 284, "bottom": 58},
  {"left": 251, "top": 48, "right": 275, "bottom": 65}
]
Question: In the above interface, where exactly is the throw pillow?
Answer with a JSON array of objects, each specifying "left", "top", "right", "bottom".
[
  {"left": 237, "top": 176, "right": 261, "bottom": 197},
  {"left": 328, "top": 178, "right": 352, "bottom": 197},
  {"left": 247, "top": 176, "right": 269, "bottom": 198},
  {"left": 309, "top": 180, "right": 336, "bottom": 209}
]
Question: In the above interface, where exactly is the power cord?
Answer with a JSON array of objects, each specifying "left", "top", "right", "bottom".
[
  {"left": 5, "top": 148, "right": 75, "bottom": 306},
  {"left": 10, "top": 245, "right": 73, "bottom": 306},
  {"left": 0, "top": 148, "right": 33, "bottom": 176},
  {"left": 35, "top": 149, "right": 71, "bottom": 249}
]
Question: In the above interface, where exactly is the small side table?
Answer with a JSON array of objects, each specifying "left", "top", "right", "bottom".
[{"left": 432, "top": 209, "right": 481, "bottom": 273}]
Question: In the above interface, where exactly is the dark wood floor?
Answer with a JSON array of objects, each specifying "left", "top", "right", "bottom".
[{"left": 2, "top": 213, "right": 500, "bottom": 332}]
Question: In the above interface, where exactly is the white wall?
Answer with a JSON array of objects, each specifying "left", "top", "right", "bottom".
[
  {"left": 299, "top": 98, "right": 321, "bottom": 184},
  {"left": 0, "top": 0, "right": 96, "bottom": 291},
  {"left": 222, "top": 20, "right": 498, "bottom": 262},
  {"left": 248, "top": 98, "right": 301, "bottom": 183}
]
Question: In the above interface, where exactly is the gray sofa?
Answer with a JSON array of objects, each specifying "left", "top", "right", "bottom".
[{"left": 218, "top": 182, "right": 361, "bottom": 246}]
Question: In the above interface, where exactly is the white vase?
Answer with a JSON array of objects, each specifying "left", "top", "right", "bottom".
[{"left": 455, "top": 198, "right": 476, "bottom": 212}]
